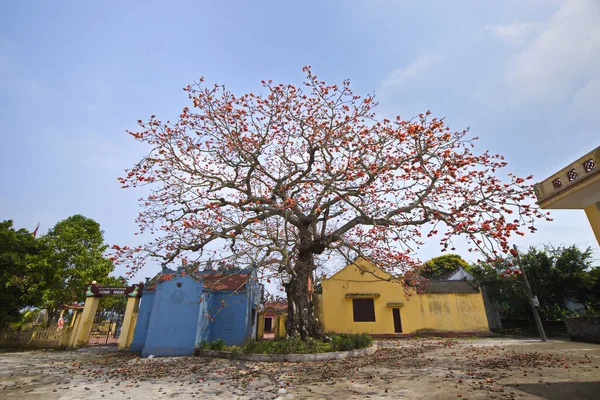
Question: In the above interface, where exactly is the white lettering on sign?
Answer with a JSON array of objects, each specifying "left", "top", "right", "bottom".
[{"left": 99, "top": 289, "right": 126, "bottom": 295}]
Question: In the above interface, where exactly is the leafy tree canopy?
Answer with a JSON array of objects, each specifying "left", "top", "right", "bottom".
[
  {"left": 421, "top": 254, "right": 470, "bottom": 279},
  {"left": 467, "top": 245, "right": 599, "bottom": 321},
  {"left": 0, "top": 220, "right": 40, "bottom": 327},
  {"left": 97, "top": 275, "right": 129, "bottom": 320},
  {"left": 26, "top": 215, "right": 114, "bottom": 324}
]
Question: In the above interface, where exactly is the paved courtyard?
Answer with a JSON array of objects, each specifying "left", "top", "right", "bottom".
[{"left": 1, "top": 337, "right": 599, "bottom": 399}]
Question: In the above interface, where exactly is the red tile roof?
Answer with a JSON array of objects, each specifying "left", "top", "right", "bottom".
[
  {"left": 145, "top": 272, "right": 251, "bottom": 292},
  {"left": 62, "top": 303, "right": 84, "bottom": 310},
  {"left": 202, "top": 273, "right": 250, "bottom": 292},
  {"left": 263, "top": 301, "right": 288, "bottom": 313},
  {"left": 145, "top": 273, "right": 176, "bottom": 291}
]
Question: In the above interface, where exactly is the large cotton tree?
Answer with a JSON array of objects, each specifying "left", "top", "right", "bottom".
[{"left": 115, "top": 67, "right": 550, "bottom": 339}]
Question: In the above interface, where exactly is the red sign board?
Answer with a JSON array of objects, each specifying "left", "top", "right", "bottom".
[{"left": 86, "top": 283, "right": 143, "bottom": 298}]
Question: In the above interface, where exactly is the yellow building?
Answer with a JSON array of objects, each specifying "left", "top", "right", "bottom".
[
  {"left": 534, "top": 146, "right": 600, "bottom": 245},
  {"left": 256, "top": 301, "right": 288, "bottom": 340},
  {"left": 315, "top": 258, "right": 490, "bottom": 336}
]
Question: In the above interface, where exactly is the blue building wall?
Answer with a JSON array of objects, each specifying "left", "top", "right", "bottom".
[
  {"left": 129, "top": 291, "right": 155, "bottom": 352},
  {"left": 131, "top": 268, "right": 263, "bottom": 356},
  {"left": 141, "top": 275, "right": 202, "bottom": 357},
  {"left": 245, "top": 276, "right": 261, "bottom": 341},
  {"left": 204, "top": 271, "right": 261, "bottom": 345},
  {"left": 195, "top": 291, "right": 210, "bottom": 346},
  {"left": 207, "top": 291, "right": 252, "bottom": 345}
]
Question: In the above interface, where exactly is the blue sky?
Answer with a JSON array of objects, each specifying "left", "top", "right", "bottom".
[{"left": 1, "top": 0, "right": 599, "bottom": 282}]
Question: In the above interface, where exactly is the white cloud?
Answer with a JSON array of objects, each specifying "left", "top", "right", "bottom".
[
  {"left": 485, "top": 21, "right": 541, "bottom": 45},
  {"left": 504, "top": 0, "right": 600, "bottom": 101},
  {"left": 380, "top": 54, "right": 440, "bottom": 91}
]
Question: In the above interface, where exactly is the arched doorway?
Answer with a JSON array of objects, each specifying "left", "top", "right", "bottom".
[{"left": 257, "top": 301, "right": 287, "bottom": 340}]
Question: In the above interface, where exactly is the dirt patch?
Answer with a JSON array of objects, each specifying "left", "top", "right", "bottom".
[{"left": 1, "top": 338, "right": 599, "bottom": 399}]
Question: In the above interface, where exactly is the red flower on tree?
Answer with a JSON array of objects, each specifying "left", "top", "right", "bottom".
[{"left": 115, "top": 67, "right": 551, "bottom": 339}]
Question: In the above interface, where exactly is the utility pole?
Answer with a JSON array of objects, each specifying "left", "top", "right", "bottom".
[{"left": 513, "top": 244, "right": 547, "bottom": 342}]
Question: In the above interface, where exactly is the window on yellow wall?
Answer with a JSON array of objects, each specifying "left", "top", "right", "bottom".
[{"left": 352, "top": 299, "right": 375, "bottom": 322}]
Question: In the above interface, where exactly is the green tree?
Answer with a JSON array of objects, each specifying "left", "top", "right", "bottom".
[
  {"left": 467, "top": 245, "right": 599, "bottom": 321},
  {"left": 588, "top": 267, "right": 600, "bottom": 311},
  {"left": 421, "top": 254, "right": 470, "bottom": 279},
  {"left": 0, "top": 220, "right": 40, "bottom": 327},
  {"left": 96, "top": 275, "right": 129, "bottom": 321},
  {"left": 467, "top": 257, "right": 532, "bottom": 320},
  {"left": 552, "top": 246, "right": 596, "bottom": 303},
  {"left": 27, "top": 215, "right": 114, "bottom": 325}
]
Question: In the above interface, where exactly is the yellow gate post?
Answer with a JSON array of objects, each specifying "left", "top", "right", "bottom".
[
  {"left": 118, "top": 297, "right": 140, "bottom": 350},
  {"left": 71, "top": 296, "right": 100, "bottom": 348},
  {"left": 257, "top": 313, "right": 265, "bottom": 340},
  {"left": 278, "top": 314, "right": 287, "bottom": 338},
  {"left": 274, "top": 315, "right": 281, "bottom": 339},
  {"left": 69, "top": 310, "right": 79, "bottom": 328}
]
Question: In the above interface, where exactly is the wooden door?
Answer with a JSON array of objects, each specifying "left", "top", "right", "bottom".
[{"left": 392, "top": 308, "right": 402, "bottom": 333}]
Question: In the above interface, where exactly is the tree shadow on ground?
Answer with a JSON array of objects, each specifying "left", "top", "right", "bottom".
[{"left": 508, "top": 381, "right": 600, "bottom": 400}]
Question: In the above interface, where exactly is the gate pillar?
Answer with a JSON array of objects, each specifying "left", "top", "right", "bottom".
[
  {"left": 69, "top": 310, "right": 79, "bottom": 328},
  {"left": 275, "top": 315, "right": 281, "bottom": 339},
  {"left": 256, "top": 313, "right": 265, "bottom": 340},
  {"left": 72, "top": 296, "right": 100, "bottom": 348},
  {"left": 118, "top": 297, "right": 140, "bottom": 350}
]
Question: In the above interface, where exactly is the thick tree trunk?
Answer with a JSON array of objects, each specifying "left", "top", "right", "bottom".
[{"left": 284, "top": 251, "right": 327, "bottom": 341}]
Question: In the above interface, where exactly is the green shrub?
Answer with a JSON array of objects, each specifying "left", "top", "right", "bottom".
[
  {"left": 209, "top": 338, "right": 225, "bottom": 351},
  {"left": 240, "top": 337, "right": 320, "bottom": 354},
  {"left": 227, "top": 345, "right": 241, "bottom": 353},
  {"left": 243, "top": 340, "right": 272, "bottom": 354},
  {"left": 330, "top": 333, "right": 372, "bottom": 352},
  {"left": 200, "top": 333, "right": 372, "bottom": 354},
  {"left": 279, "top": 336, "right": 315, "bottom": 354},
  {"left": 198, "top": 340, "right": 210, "bottom": 350},
  {"left": 198, "top": 339, "right": 226, "bottom": 351},
  {"left": 353, "top": 332, "right": 373, "bottom": 349}
]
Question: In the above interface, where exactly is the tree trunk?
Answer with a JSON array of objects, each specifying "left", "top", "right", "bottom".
[
  {"left": 284, "top": 251, "right": 327, "bottom": 341},
  {"left": 46, "top": 308, "right": 59, "bottom": 328}
]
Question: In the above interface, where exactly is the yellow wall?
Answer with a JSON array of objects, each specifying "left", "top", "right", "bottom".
[
  {"left": 72, "top": 296, "right": 99, "bottom": 347},
  {"left": 257, "top": 314, "right": 264, "bottom": 339},
  {"left": 275, "top": 314, "right": 287, "bottom": 338},
  {"left": 584, "top": 203, "right": 600, "bottom": 245},
  {"left": 320, "top": 258, "right": 489, "bottom": 334},
  {"left": 118, "top": 296, "right": 140, "bottom": 350},
  {"left": 256, "top": 312, "right": 287, "bottom": 339}
]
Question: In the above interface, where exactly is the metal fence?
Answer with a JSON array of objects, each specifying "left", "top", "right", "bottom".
[{"left": 87, "top": 309, "right": 123, "bottom": 346}]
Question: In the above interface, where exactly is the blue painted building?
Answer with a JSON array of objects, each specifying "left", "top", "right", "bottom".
[{"left": 130, "top": 267, "right": 261, "bottom": 357}]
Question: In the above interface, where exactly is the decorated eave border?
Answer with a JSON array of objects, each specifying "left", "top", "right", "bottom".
[
  {"left": 547, "top": 158, "right": 596, "bottom": 191},
  {"left": 533, "top": 146, "right": 599, "bottom": 204}
]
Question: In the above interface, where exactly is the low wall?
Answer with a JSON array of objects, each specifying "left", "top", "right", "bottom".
[
  {"left": 195, "top": 343, "right": 377, "bottom": 362},
  {"left": 371, "top": 330, "right": 492, "bottom": 339},
  {"left": 499, "top": 319, "right": 568, "bottom": 336},
  {"left": 0, "top": 326, "right": 73, "bottom": 349},
  {"left": 565, "top": 317, "right": 600, "bottom": 344}
]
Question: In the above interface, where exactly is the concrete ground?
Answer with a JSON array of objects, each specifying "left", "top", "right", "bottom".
[{"left": 1, "top": 337, "right": 599, "bottom": 399}]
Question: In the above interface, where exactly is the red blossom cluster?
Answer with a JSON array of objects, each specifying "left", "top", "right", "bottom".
[{"left": 114, "top": 67, "right": 551, "bottom": 289}]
